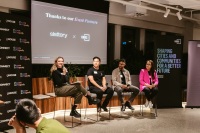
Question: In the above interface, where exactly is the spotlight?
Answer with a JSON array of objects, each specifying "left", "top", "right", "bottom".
[
  {"left": 176, "top": 11, "right": 182, "bottom": 20},
  {"left": 164, "top": 8, "right": 170, "bottom": 18}
]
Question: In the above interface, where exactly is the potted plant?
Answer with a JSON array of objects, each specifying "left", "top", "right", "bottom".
[{"left": 66, "top": 62, "right": 81, "bottom": 83}]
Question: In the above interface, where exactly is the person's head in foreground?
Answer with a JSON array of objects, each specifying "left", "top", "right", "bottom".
[{"left": 8, "top": 98, "right": 70, "bottom": 133}]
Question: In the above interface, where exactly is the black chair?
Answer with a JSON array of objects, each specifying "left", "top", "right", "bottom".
[
  {"left": 84, "top": 75, "right": 111, "bottom": 122},
  {"left": 110, "top": 79, "right": 134, "bottom": 116},
  {"left": 46, "top": 81, "right": 81, "bottom": 128}
]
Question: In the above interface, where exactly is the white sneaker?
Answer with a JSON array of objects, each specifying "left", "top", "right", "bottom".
[
  {"left": 149, "top": 101, "right": 153, "bottom": 108},
  {"left": 144, "top": 99, "right": 149, "bottom": 107}
]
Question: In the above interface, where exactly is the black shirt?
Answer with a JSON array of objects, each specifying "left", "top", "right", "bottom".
[
  {"left": 120, "top": 70, "right": 126, "bottom": 85},
  {"left": 87, "top": 67, "right": 105, "bottom": 87},
  {"left": 52, "top": 68, "right": 69, "bottom": 87},
  {"left": 148, "top": 71, "right": 152, "bottom": 85}
]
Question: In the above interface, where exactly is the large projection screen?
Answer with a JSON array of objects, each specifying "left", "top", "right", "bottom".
[{"left": 31, "top": 0, "right": 107, "bottom": 64}]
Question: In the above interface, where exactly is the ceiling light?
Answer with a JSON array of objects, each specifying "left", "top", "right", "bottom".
[
  {"left": 176, "top": 11, "right": 182, "bottom": 20},
  {"left": 164, "top": 8, "right": 170, "bottom": 18}
]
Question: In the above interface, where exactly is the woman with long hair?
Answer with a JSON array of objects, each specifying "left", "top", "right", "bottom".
[
  {"left": 50, "top": 56, "right": 99, "bottom": 118},
  {"left": 139, "top": 60, "right": 159, "bottom": 108}
]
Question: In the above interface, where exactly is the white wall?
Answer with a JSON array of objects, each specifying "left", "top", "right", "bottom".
[
  {"left": 193, "top": 28, "right": 200, "bottom": 40},
  {"left": 0, "top": 0, "right": 28, "bottom": 12},
  {"left": 109, "top": 2, "right": 194, "bottom": 54}
]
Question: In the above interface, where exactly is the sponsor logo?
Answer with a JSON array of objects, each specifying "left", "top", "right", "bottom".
[
  {"left": 6, "top": 38, "right": 16, "bottom": 42},
  {"left": 0, "top": 46, "right": 10, "bottom": 50},
  {"left": 19, "top": 38, "right": 30, "bottom": 44},
  {"left": 0, "top": 119, "right": 10, "bottom": 123},
  {"left": 174, "top": 39, "right": 181, "bottom": 44},
  {"left": 0, "top": 65, "right": 10, "bottom": 68},
  {"left": 81, "top": 34, "right": 90, "bottom": 41},
  {"left": 20, "top": 73, "right": 30, "bottom": 77},
  {"left": 14, "top": 99, "right": 21, "bottom": 104},
  {"left": 0, "top": 28, "right": 9, "bottom": 31},
  {"left": 7, "top": 91, "right": 17, "bottom": 95},
  {"left": 21, "top": 90, "right": 31, "bottom": 94},
  {"left": 13, "top": 47, "right": 24, "bottom": 52},
  {"left": 4, "top": 101, "right": 11, "bottom": 104},
  {"left": 14, "top": 82, "right": 25, "bottom": 86},
  {"left": 6, "top": 74, "right": 17, "bottom": 77},
  {"left": 19, "top": 21, "right": 29, "bottom": 27},
  {"left": 6, "top": 56, "right": 16, "bottom": 59},
  {"left": 7, "top": 109, "right": 16, "bottom": 113},
  {"left": 13, "top": 29, "right": 24, "bottom": 35},
  {"left": 6, "top": 19, "right": 16, "bottom": 23},
  {"left": 20, "top": 56, "right": 30, "bottom": 60},
  {"left": 14, "top": 64, "right": 24, "bottom": 69},
  {"left": 0, "top": 83, "right": 11, "bottom": 86}
]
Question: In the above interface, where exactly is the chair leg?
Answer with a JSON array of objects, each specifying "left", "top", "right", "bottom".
[
  {"left": 53, "top": 97, "right": 56, "bottom": 119},
  {"left": 140, "top": 93, "right": 144, "bottom": 116},
  {"left": 154, "top": 96, "right": 158, "bottom": 117},
  {"left": 64, "top": 97, "right": 81, "bottom": 128},
  {"left": 84, "top": 103, "right": 98, "bottom": 122}
]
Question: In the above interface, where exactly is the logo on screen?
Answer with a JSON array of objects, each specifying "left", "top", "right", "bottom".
[
  {"left": 14, "top": 64, "right": 24, "bottom": 69},
  {"left": 14, "top": 99, "right": 21, "bottom": 104},
  {"left": 0, "top": 46, "right": 10, "bottom": 50},
  {"left": 19, "top": 21, "right": 29, "bottom": 27},
  {"left": 174, "top": 39, "right": 181, "bottom": 44},
  {"left": 19, "top": 38, "right": 30, "bottom": 44},
  {"left": 6, "top": 74, "right": 17, "bottom": 77},
  {"left": 0, "top": 65, "right": 10, "bottom": 68},
  {"left": 13, "top": 47, "right": 24, "bottom": 52},
  {"left": 7, "top": 109, "right": 16, "bottom": 113},
  {"left": 13, "top": 29, "right": 24, "bottom": 35},
  {"left": 0, "top": 83, "right": 11, "bottom": 86},
  {"left": 0, "top": 28, "right": 9, "bottom": 31},
  {"left": 20, "top": 56, "right": 30, "bottom": 60},
  {"left": 4, "top": 101, "right": 11, "bottom": 104},
  {"left": 20, "top": 73, "right": 30, "bottom": 77},
  {"left": 7, "top": 91, "right": 17, "bottom": 95},
  {"left": 6, "top": 19, "right": 16, "bottom": 23},
  {"left": 21, "top": 90, "right": 31, "bottom": 94},
  {"left": 6, "top": 38, "right": 16, "bottom": 41},
  {"left": 14, "top": 82, "right": 25, "bottom": 86},
  {"left": 6, "top": 56, "right": 17, "bottom": 59},
  {"left": 0, "top": 119, "right": 10, "bottom": 124},
  {"left": 81, "top": 34, "right": 90, "bottom": 41}
]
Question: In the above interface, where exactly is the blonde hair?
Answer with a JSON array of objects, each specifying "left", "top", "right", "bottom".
[{"left": 50, "top": 56, "right": 67, "bottom": 75}]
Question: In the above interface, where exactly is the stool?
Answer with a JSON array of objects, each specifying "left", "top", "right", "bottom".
[
  {"left": 46, "top": 92, "right": 81, "bottom": 128},
  {"left": 139, "top": 91, "right": 157, "bottom": 117}
]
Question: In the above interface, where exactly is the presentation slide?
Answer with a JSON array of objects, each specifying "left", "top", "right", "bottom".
[{"left": 31, "top": 0, "right": 107, "bottom": 64}]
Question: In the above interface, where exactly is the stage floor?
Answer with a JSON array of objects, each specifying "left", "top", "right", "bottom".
[{"left": 4, "top": 102, "right": 200, "bottom": 133}]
